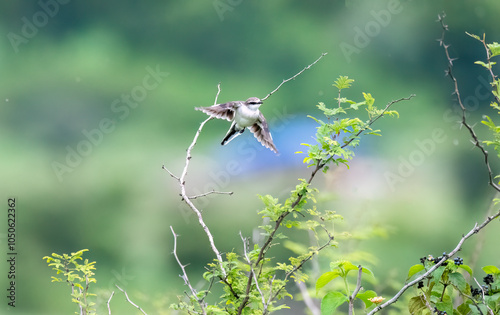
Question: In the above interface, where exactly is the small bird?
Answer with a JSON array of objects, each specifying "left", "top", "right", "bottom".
[{"left": 195, "top": 97, "right": 278, "bottom": 154}]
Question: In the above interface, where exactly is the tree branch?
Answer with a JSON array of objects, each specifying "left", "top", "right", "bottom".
[
  {"left": 188, "top": 190, "right": 233, "bottom": 200},
  {"left": 261, "top": 53, "right": 327, "bottom": 101},
  {"left": 164, "top": 83, "right": 226, "bottom": 277},
  {"left": 297, "top": 281, "right": 320, "bottom": 315},
  {"left": 115, "top": 285, "right": 148, "bottom": 315},
  {"left": 437, "top": 13, "right": 500, "bottom": 192},
  {"left": 473, "top": 277, "right": 495, "bottom": 315},
  {"left": 170, "top": 226, "right": 207, "bottom": 314},
  {"left": 240, "top": 232, "right": 267, "bottom": 311},
  {"left": 368, "top": 209, "right": 500, "bottom": 314},
  {"left": 107, "top": 291, "right": 114, "bottom": 315},
  {"left": 349, "top": 265, "right": 363, "bottom": 315}
]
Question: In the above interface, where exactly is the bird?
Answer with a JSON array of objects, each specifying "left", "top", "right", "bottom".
[{"left": 195, "top": 97, "right": 279, "bottom": 154}]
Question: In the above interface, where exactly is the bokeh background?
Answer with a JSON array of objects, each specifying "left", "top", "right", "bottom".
[{"left": 1, "top": 1, "right": 500, "bottom": 314}]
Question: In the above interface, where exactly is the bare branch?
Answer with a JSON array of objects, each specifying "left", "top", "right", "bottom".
[
  {"left": 188, "top": 190, "right": 233, "bottom": 200},
  {"left": 162, "top": 165, "right": 180, "bottom": 181},
  {"left": 296, "top": 281, "right": 320, "bottom": 315},
  {"left": 170, "top": 226, "right": 207, "bottom": 314},
  {"left": 240, "top": 232, "right": 266, "bottom": 308},
  {"left": 419, "top": 289, "right": 434, "bottom": 313},
  {"left": 349, "top": 265, "right": 363, "bottom": 315},
  {"left": 261, "top": 53, "right": 327, "bottom": 101},
  {"left": 265, "top": 276, "right": 276, "bottom": 309},
  {"left": 472, "top": 278, "right": 487, "bottom": 315},
  {"left": 164, "top": 84, "right": 226, "bottom": 277},
  {"left": 107, "top": 291, "right": 114, "bottom": 315},
  {"left": 115, "top": 285, "right": 148, "bottom": 315},
  {"left": 214, "top": 82, "right": 222, "bottom": 105},
  {"left": 469, "top": 192, "right": 500, "bottom": 271},
  {"left": 473, "top": 278, "right": 495, "bottom": 315}
]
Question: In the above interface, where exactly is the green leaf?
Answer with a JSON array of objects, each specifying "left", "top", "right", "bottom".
[
  {"left": 475, "top": 60, "right": 491, "bottom": 69},
  {"left": 339, "top": 261, "right": 359, "bottom": 275},
  {"left": 449, "top": 272, "right": 467, "bottom": 291},
  {"left": 457, "top": 302, "right": 474, "bottom": 315},
  {"left": 458, "top": 264, "right": 473, "bottom": 276},
  {"left": 488, "top": 42, "right": 500, "bottom": 57},
  {"left": 384, "top": 110, "right": 399, "bottom": 118},
  {"left": 333, "top": 76, "right": 354, "bottom": 90},
  {"left": 316, "top": 271, "right": 341, "bottom": 292},
  {"left": 361, "top": 266, "right": 374, "bottom": 277},
  {"left": 407, "top": 264, "right": 425, "bottom": 280},
  {"left": 350, "top": 102, "right": 365, "bottom": 110},
  {"left": 408, "top": 296, "right": 427, "bottom": 314},
  {"left": 435, "top": 299, "right": 453, "bottom": 315},
  {"left": 356, "top": 290, "right": 377, "bottom": 308},
  {"left": 317, "top": 102, "right": 345, "bottom": 116},
  {"left": 482, "top": 265, "right": 500, "bottom": 275},
  {"left": 320, "top": 292, "right": 348, "bottom": 315},
  {"left": 465, "top": 31, "right": 481, "bottom": 41},
  {"left": 307, "top": 115, "right": 323, "bottom": 124},
  {"left": 362, "top": 92, "right": 375, "bottom": 108}
]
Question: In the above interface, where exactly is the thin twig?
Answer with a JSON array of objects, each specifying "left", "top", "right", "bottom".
[
  {"left": 107, "top": 291, "right": 114, "bottom": 315},
  {"left": 473, "top": 278, "right": 495, "bottom": 315},
  {"left": 214, "top": 82, "right": 222, "bottom": 105},
  {"left": 115, "top": 285, "right": 148, "bottom": 315},
  {"left": 472, "top": 278, "right": 487, "bottom": 315},
  {"left": 296, "top": 281, "right": 320, "bottom": 315},
  {"left": 261, "top": 53, "right": 327, "bottom": 101},
  {"left": 188, "top": 190, "right": 233, "bottom": 200},
  {"left": 268, "top": 228, "right": 335, "bottom": 307},
  {"left": 349, "top": 265, "right": 363, "bottom": 315},
  {"left": 170, "top": 226, "right": 207, "bottom": 314},
  {"left": 162, "top": 166, "right": 180, "bottom": 181},
  {"left": 419, "top": 289, "right": 434, "bottom": 313},
  {"left": 240, "top": 232, "right": 267, "bottom": 310},
  {"left": 266, "top": 276, "right": 276, "bottom": 306},
  {"left": 469, "top": 191, "right": 500, "bottom": 272}
]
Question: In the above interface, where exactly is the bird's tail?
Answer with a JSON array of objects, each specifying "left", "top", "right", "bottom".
[{"left": 221, "top": 124, "right": 245, "bottom": 145}]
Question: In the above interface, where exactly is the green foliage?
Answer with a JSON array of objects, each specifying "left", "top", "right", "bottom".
[
  {"left": 43, "top": 249, "right": 97, "bottom": 315},
  {"left": 297, "top": 76, "right": 399, "bottom": 172},
  {"left": 167, "top": 75, "right": 406, "bottom": 314},
  {"left": 316, "top": 259, "right": 380, "bottom": 314},
  {"left": 174, "top": 176, "right": 339, "bottom": 313},
  {"left": 407, "top": 255, "right": 500, "bottom": 315}
]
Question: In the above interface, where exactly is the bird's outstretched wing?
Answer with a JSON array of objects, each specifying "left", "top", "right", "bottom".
[
  {"left": 195, "top": 102, "right": 237, "bottom": 121},
  {"left": 249, "top": 112, "right": 279, "bottom": 154}
]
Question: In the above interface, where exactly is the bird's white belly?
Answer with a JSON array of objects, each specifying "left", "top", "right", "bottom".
[{"left": 234, "top": 106, "right": 259, "bottom": 128}]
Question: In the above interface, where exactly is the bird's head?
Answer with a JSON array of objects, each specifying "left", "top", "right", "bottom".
[{"left": 245, "top": 97, "right": 263, "bottom": 109}]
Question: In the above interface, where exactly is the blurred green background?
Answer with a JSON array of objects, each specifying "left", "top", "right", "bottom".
[{"left": 1, "top": 1, "right": 500, "bottom": 314}]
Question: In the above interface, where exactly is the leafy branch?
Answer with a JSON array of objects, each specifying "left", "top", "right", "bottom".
[{"left": 43, "top": 249, "right": 97, "bottom": 315}]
